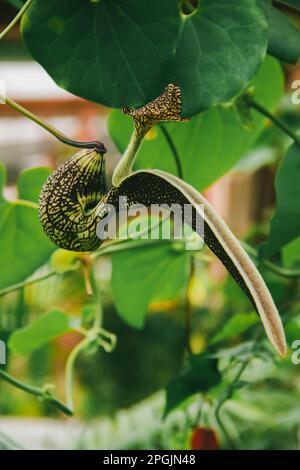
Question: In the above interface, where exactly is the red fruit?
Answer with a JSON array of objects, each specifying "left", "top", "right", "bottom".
[{"left": 190, "top": 427, "right": 219, "bottom": 450}]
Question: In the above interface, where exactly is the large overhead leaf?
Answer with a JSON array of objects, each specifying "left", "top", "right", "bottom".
[
  {"left": 164, "top": 353, "right": 221, "bottom": 416},
  {"left": 263, "top": 0, "right": 300, "bottom": 63},
  {"left": 22, "top": 0, "right": 268, "bottom": 116},
  {"left": 8, "top": 310, "right": 73, "bottom": 355},
  {"left": 111, "top": 242, "right": 190, "bottom": 328},
  {"left": 109, "top": 57, "right": 283, "bottom": 190},
  {"left": 260, "top": 143, "right": 300, "bottom": 259}
]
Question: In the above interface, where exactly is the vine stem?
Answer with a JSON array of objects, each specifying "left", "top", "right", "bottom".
[
  {"left": 159, "top": 124, "right": 183, "bottom": 179},
  {"left": 214, "top": 304, "right": 296, "bottom": 448},
  {"left": 214, "top": 329, "right": 264, "bottom": 449},
  {"left": 2, "top": 236, "right": 299, "bottom": 299},
  {"left": 184, "top": 256, "right": 195, "bottom": 355},
  {"left": 0, "top": 270, "right": 56, "bottom": 297},
  {"left": 0, "top": 368, "right": 73, "bottom": 416},
  {"left": 0, "top": 239, "right": 172, "bottom": 298},
  {"left": 112, "top": 129, "right": 143, "bottom": 186},
  {"left": 242, "top": 241, "right": 300, "bottom": 279},
  {"left": 89, "top": 268, "right": 103, "bottom": 329},
  {"left": 64, "top": 265, "right": 108, "bottom": 410},
  {"left": 0, "top": 0, "right": 33, "bottom": 41},
  {"left": 215, "top": 303, "right": 297, "bottom": 446},
  {"left": 246, "top": 97, "right": 300, "bottom": 147},
  {"left": 214, "top": 360, "right": 248, "bottom": 450},
  {"left": 0, "top": 95, "right": 106, "bottom": 153},
  {"left": 65, "top": 337, "right": 90, "bottom": 411}
]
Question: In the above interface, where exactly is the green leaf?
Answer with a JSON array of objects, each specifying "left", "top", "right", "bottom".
[
  {"left": 17, "top": 167, "right": 51, "bottom": 203},
  {"left": 260, "top": 143, "right": 300, "bottom": 259},
  {"left": 0, "top": 163, "right": 6, "bottom": 201},
  {"left": 111, "top": 242, "right": 189, "bottom": 328},
  {"left": 0, "top": 201, "right": 55, "bottom": 290},
  {"left": 212, "top": 312, "right": 259, "bottom": 344},
  {"left": 8, "top": 310, "right": 73, "bottom": 355},
  {"left": 22, "top": 0, "right": 267, "bottom": 116},
  {"left": 282, "top": 237, "right": 300, "bottom": 267},
  {"left": 6, "top": 0, "right": 26, "bottom": 8},
  {"left": 164, "top": 353, "right": 221, "bottom": 416},
  {"left": 170, "top": 0, "right": 268, "bottom": 116},
  {"left": 276, "top": 0, "right": 300, "bottom": 12},
  {"left": 262, "top": 0, "right": 300, "bottom": 63},
  {"left": 109, "top": 56, "right": 283, "bottom": 190},
  {"left": 285, "top": 317, "right": 300, "bottom": 344}
]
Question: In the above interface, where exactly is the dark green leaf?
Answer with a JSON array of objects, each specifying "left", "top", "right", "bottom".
[
  {"left": 17, "top": 167, "right": 51, "bottom": 203},
  {"left": 22, "top": 0, "right": 267, "bottom": 116},
  {"left": 164, "top": 353, "right": 221, "bottom": 416},
  {"left": 111, "top": 242, "right": 189, "bottom": 328},
  {"left": 263, "top": 0, "right": 300, "bottom": 63},
  {"left": 276, "top": 0, "right": 300, "bottom": 12},
  {"left": 260, "top": 143, "right": 300, "bottom": 259},
  {"left": 109, "top": 57, "right": 283, "bottom": 190},
  {"left": 8, "top": 310, "right": 73, "bottom": 355},
  {"left": 6, "top": 0, "right": 26, "bottom": 8}
]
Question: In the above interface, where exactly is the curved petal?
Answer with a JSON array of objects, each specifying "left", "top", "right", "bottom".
[{"left": 104, "top": 169, "right": 286, "bottom": 357}]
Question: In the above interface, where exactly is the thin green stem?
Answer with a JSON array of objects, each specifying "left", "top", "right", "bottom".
[
  {"left": 65, "top": 337, "right": 90, "bottom": 411},
  {"left": 112, "top": 130, "right": 144, "bottom": 186},
  {"left": 184, "top": 256, "right": 195, "bottom": 355},
  {"left": 215, "top": 359, "right": 248, "bottom": 449},
  {"left": 0, "top": 239, "right": 187, "bottom": 299},
  {"left": 1, "top": 96, "right": 106, "bottom": 153},
  {"left": 93, "top": 238, "right": 170, "bottom": 258},
  {"left": 89, "top": 268, "right": 103, "bottom": 329},
  {"left": 0, "top": 270, "right": 56, "bottom": 297},
  {"left": 0, "top": 0, "right": 33, "bottom": 41},
  {"left": 246, "top": 97, "right": 300, "bottom": 147},
  {"left": 159, "top": 124, "right": 183, "bottom": 179},
  {"left": 0, "top": 368, "right": 72, "bottom": 416},
  {"left": 13, "top": 199, "right": 37, "bottom": 210},
  {"left": 242, "top": 241, "right": 300, "bottom": 279}
]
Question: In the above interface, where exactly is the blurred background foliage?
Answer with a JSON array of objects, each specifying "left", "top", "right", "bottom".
[{"left": 1, "top": 0, "right": 300, "bottom": 451}]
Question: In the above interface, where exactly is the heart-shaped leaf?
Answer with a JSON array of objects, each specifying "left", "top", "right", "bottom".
[{"left": 22, "top": 0, "right": 268, "bottom": 116}]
